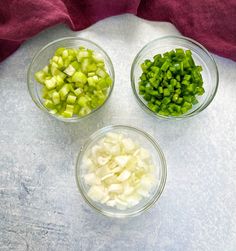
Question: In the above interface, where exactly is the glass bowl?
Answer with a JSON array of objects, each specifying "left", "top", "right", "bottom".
[
  {"left": 75, "top": 125, "right": 167, "bottom": 218},
  {"left": 27, "top": 37, "right": 115, "bottom": 122},
  {"left": 131, "top": 35, "right": 219, "bottom": 119}
]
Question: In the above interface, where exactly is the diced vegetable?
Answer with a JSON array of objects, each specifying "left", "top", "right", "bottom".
[
  {"left": 34, "top": 47, "right": 112, "bottom": 118},
  {"left": 138, "top": 48, "right": 205, "bottom": 116},
  {"left": 82, "top": 133, "right": 157, "bottom": 210}
]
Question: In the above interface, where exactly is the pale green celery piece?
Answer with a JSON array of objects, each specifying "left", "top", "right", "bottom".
[
  {"left": 67, "top": 94, "right": 77, "bottom": 104},
  {"left": 67, "top": 77, "right": 73, "bottom": 83},
  {"left": 55, "top": 75, "right": 64, "bottom": 87},
  {"left": 42, "top": 66, "right": 49, "bottom": 74},
  {"left": 87, "top": 77, "right": 96, "bottom": 87},
  {"left": 87, "top": 63, "right": 97, "bottom": 72},
  {"left": 98, "top": 95, "right": 106, "bottom": 105},
  {"left": 45, "top": 77, "right": 57, "bottom": 90},
  {"left": 64, "top": 64, "right": 76, "bottom": 76},
  {"left": 78, "top": 107, "right": 91, "bottom": 117},
  {"left": 49, "top": 109, "right": 58, "bottom": 115},
  {"left": 88, "top": 75, "right": 99, "bottom": 87},
  {"left": 77, "top": 50, "right": 89, "bottom": 62},
  {"left": 106, "top": 76, "right": 112, "bottom": 86},
  {"left": 64, "top": 58, "right": 71, "bottom": 67},
  {"left": 50, "top": 62, "right": 59, "bottom": 75},
  {"left": 52, "top": 69, "right": 67, "bottom": 79},
  {"left": 68, "top": 55, "right": 75, "bottom": 62},
  {"left": 66, "top": 104, "right": 74, "bottom": 113},
  {"left": 62, "top": 49, "right": 69, "bottom": 59},
  {"left": 35, "top": 71, "right": 46, "bottom": 84},
  {"left": 52, "top": 91, "right": 60, "bottom": 105},
  {"left": 55, "top": 47, "right": 66, "bottom": 56},
  {"left": 42, "top": 87, "right": 49, "bottom": 99},
  {"left": 47, "top": 89, "right": 55, "bottom": 98},
  {"left": 91, "top": 98, "right": 98, "bottom": 108},
  {"left": 73, "top": 104, "right": 80, "bottom": 114},
  {"left": 96, "top": 68, "right": 107, "bottom": 78},
  {"left": 88, "top": 72, "right": 95, "bottom": 77},
  {"left": 44, "top": 99, "right": 55, "bottom": 109},
  {"left": 77, "top": 96, "right": 88, "bottom": 107},
  {"left": 81, "top": 58, "right": 90, "bottom": 72},
  {"left": 57, "top": 57, "right": 64, "bottom": 68},
  {"left": 97, "top": 62, "right": 105, "bottom": 67},
  {"left": 72, "top": 71, "right": 87, "bottom": 84},
  {"left": 74, "top": 88, "right": 83, "bottom": 96},
  {"left": 97, "top": 78, "right": 108, "bottom": 89},
  {"left": 59, "top": 84, "right": 70, "bottom": 100},
  {"left": 92, "top": 52, "right": 104, "bottom": 62},
  {"left": 61, "top": 110, "right": 73, "bottom": 118},
  {"left": 70, "top": 61, "right": 80, "bottom": 70},
  {"left": 75, "top": 82, "right": 84, "bottom": 88},
  {"left": 68, "top": 49, "right": 76, "bottom": 56},
  {"left": 52, "top": 56, "right": 59, "bottom": 63}
]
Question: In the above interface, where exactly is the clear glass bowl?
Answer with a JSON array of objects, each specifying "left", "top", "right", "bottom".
[
  {"left": 131, "top": 35, "right": 219, "bottom": 119},
  {"left": 27, "top": 37, "right": 115, "bottom": 122},
  {"left": 75, "top": 125, "right": 167, "bottom": 218}
]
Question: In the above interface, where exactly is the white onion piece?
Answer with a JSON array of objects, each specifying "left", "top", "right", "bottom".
[
  {"left": 87, "top": 186, "right": 107, "bottom": 202},
  {"left": 97, "top": 156, "right": 110, "bottom": 166},
  {"left": 115, "top": 155, "right": 130, "bottom": 167},
  {"left": 83, "top": 132, "right": 157, "bottom": 210},
  {"left": 84, "top": 173, "right": 100, "bottom": 185},
  {"left": 117, "top": 170, "right": 131, "bottom": 181},
  {"left": 108, "top": 184, "right": 123, "bottom": 193}
]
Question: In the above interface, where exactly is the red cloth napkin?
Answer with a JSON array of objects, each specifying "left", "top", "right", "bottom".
[{"left": 0, "top": 0, "right": 235, "bottom": 62}]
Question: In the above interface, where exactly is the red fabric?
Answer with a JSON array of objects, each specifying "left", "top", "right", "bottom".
[{"left": 0, "top": 0, "right": 235, "bottom": 62}]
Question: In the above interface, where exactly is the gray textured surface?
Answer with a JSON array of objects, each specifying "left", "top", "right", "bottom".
[{"left": 0, "top": 14, "right": 236, "bottom": 251}]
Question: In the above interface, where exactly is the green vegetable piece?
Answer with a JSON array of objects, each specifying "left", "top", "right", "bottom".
[
  {"left": 72, "top": 71, "right": 87, "bottom": 84},
  {"left": 35, "top": 71, "right": 46, "bottom": 84},
  {"left": 78, "top": 96, "right": 88, "bottom": 107},
  {"left": 44, "top": 100, "right": 55, "bottom": 109},
  {"left": 52, "top": 91, "right": 60, "bottom": 105},
  {"left": 62, "top": 110, "right": 73, "bottom": 118},
  {"left": 70, "top": 61, "right": 81, "bottom": 70},
  {"left": 59, "top": 84, "right": 70, "bottom": 100},
  {"left": 161, "top": 61, "right": 170, "bottom": 71},
  {"left": 45, "top": 77, "right": 57, "bottom": 90},
  {"left": 64, "top": 64, "right": 76, "bottom": 76},
  {"left": 163, "top": 89, "right": 170, "bottom": 96},
  {"left": 105, "top": 76, "right": 112, "bottom": 86},
  {"left": 55, "top": 47, "right": 66, "bottom": 56},
  {"left": 67, "top": 94, "right": 77, "bottom": 104},
  {"left": 87, "top": 76, "right": 98, "bottom": 87},
  {"left": 96, "top": 68, "right": 107, "bottom": 78},
  {"left": 74, "top": 88, "right": 83, "bottom": 96},
  {"left": 78, "top": 107, "right": 91, "bottom": 117}
]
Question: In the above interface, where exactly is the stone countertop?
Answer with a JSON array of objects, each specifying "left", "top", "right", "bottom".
[{"left": 0, "top": 14, "right": 236, "bottom": 251}]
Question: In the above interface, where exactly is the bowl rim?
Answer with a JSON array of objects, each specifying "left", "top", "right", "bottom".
[
  {"left": 75, "top": 125, "right": 167, "bottom": 218},
  {"left": 130, "top": 35, "right": 219, "bottom": 120},
  {"left": 27, "top": 36, "right": 115, "bottom": 122}
]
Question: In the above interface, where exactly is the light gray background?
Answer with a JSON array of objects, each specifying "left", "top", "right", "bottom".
[{"left": 0, "top": 14, "right": 236, "bottom": 251}]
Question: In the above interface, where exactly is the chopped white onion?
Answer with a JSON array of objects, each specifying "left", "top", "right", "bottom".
[{"left": 82, "top": 132, "right": 157, "bottom": 210}]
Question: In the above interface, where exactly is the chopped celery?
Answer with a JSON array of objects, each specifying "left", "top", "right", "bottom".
[
  {"left": 52, "top": 91, "right": 60, "bottom": 105},
  {"left": 74, "top": 88, "right": 83, "bottom": 96},
  {"left": 72, "top": 71, "right": 87, "bottom": 84},
  {"left": 64, "top": 64, "right": 76, "bottom": 76},
  {"left": 67, "top": 94, "right": 77, "bottom": 104},
  {"left": 59, "top": 84, "right": 70, "bottom": 100},
  {"left": 45, "top": 77, "right": 57, "bottom": 90},
  {"left": 35, "top": 71, "right": 46, "bottom": 84},
  {"left": 34, "top": 46, "right": 112, "bottom": 118}
]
